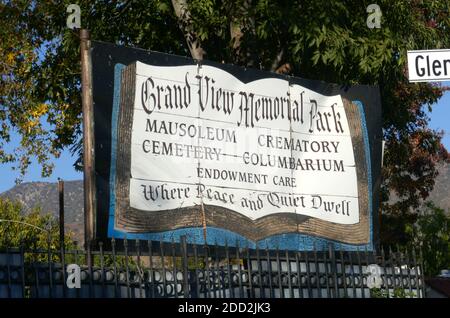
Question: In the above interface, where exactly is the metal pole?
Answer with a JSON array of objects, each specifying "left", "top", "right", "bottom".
[
  {"left": 80, "top": 29, "right": 96, "bottom": 265},
  {"left": 180, "top": 236, "right": 190, "bottom": 298},
  {"left": 58, "top": 178, "right": 67, "bottom": 297},
  {"left": 58, "top": 179, "right": 65, "bottom": 249}
]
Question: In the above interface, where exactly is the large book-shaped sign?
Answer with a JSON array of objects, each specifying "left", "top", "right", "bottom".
[{"left": 92, "top": 42, "right": 382, "bottom": 250}]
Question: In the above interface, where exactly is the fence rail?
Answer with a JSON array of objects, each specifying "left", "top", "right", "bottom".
[{"left": 0, "top": 237, "right": 426, "bottom": 298}]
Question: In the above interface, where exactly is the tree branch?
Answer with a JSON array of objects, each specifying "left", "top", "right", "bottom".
[
  {"left": 171, "top": 0, "right": 204, "bottom": 60},
  {"left": 270, "top": 48, "right": 292, "bottom": 74},
  {"left": 227, "top": 0, "right": 254, "bottom": 66},
  {"left": 110, "top": 0, "right": 133, "bottom": 20},
  {"left": 270, "top": 49, "right": 284, "bottom": 72},
  {"left": 275, "top": 62, "right": 292, "bottom": 74},
  {"left": 230, "top": 20, "right": 243, "bottom": 50}
]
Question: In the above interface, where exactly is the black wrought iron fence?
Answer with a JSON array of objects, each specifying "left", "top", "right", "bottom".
[{"left": 0, "top": 237, "right": 426, "bottom": 298}]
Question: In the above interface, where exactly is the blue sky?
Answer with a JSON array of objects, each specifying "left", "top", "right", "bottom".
[
  {"left": 427, "top": 83, "right": 450, "bottom": 148},
  {"left": 0, "top": 131, "right": 82, "bottom": 193},
  {"left": 0, "top": 83, "right": 449, "bottom": 193}
]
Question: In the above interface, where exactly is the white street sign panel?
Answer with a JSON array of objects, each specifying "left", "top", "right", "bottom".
[{"left": 407, "top": 49, "right": 450, "bottom": 82}]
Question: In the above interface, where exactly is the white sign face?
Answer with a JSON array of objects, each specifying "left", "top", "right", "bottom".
[
  {"left": 128, "top": 61, "right": 359, "bottom": 225},
  {"left": 407, "top": 49, "right": 450, "bottom": 82}
]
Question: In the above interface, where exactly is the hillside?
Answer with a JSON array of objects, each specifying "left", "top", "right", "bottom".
[{"left": 428, "top": 163, "right": 450, "bottom": 213}]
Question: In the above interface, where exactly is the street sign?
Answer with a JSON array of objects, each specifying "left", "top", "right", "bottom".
[{"left": 407, "top": 49, "right": 450, "bottom": 82}]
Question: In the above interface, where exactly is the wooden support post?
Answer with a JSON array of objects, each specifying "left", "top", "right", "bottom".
[{"left": 80, "top": 29, "right": 96, "bottom": 265}]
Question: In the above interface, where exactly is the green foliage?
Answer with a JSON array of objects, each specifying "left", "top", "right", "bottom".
[
  {"left": 0, "top": 198, "right": 74, "bottom": 250},
  {"left": 409, "top": 202, "right": 450, "bottom": 276},
  {"left": 0, "top": 198, "right": 134, "bottom": 268},
  {"left": 0, "top": 197, "right": 76, "bottom": 263},
  {"left": 370, "top": 287, "right": 388, "bottom": 298},
  {"left": 382, "top": 201, "right": 449, "bottom": 276},
  {"left": 370, "top": 287, "right": 416, "bottom": 298}
]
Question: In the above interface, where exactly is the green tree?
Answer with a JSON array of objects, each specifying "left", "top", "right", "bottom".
[
  {"left": 407, "top": 202, "right": 450, "bottom": 276},
  {"left": 0, "top": 0, "right": 449, "bottom": 241},
  {"left": 0, "top": 197, "right": 75, "bottom": 252},
  {"left": 0, "top": 197, "right": 142, "bottom": 268}
]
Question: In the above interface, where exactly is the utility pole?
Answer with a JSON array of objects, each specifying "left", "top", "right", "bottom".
[
  {"left": 57, "top": 179, "right": 67, "bottom": 297},
  {"left": 80, "top": 29, "right": 96, "bottom": 266},
  {"left": 58, "top": 179, "right": 65, "bottom": 249}
]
